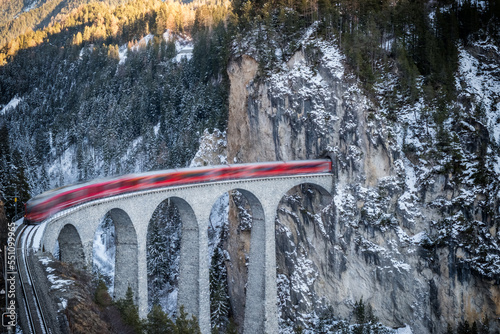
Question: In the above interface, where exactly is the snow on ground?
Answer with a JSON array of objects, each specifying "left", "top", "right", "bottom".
[
  {"left": 395, "top": 325, "right": 413, "bottom": 334},
  {"left": 113, "top": 30, "right": 195, "bottom": 65},
  {"left": 47, "top": 146, "right": 79, "bottom": 188},
  {"left": 175, "top": 45, "right": 193, "bottom": 62},
  {"left": 118, "top": 44, "right": 128, "bottom": 64},
  {"left": 316, "top": 39, "right": 344, "bottom": 80},
  {"left": 154, "top": 122, "right": 161, "bottom": 137},
  {"left": 457, "top": 45, "right": 500, "bottom": 147},
  {"left": 79, "top": 44, "right": 94, "bottom": 60},
  {"left": 118, "top": 34, "right": 155, "bottom": 64},
  {"left": 47, "top": 274, "right": 73, "bottom": 291},
  {"left": 0, "top": 96, "right": 22, "bottom": 115},
  {"left": 132, "top": 34, "right": 154, "bottom": 51},
  {"left": 120, "top": 135, "right": 144, "bottom": 172},
  {"left": 457, "top": 44, "right": 500, "bottom": 176},
  {"left": 267, "top": 33, "right": 345, "bottom": 135},
  {"left": 31, "top": 223, "right": 46, "bottom": 251},
  {"left": 208, "top": 192, "right": 229, "bottom": 257},
  {"left": 175, "top": 41, "right": 193, "bottom": 62},
  {"left": 58, "top": 298, "right": 68, "bottom": 311},
  {"left": 190, "top": 128, "right": 227, "bottom": 167},
  {"left": 290, "top": 255, "right": 318, "bottom": 309},
  {"left": 161, "top": 29, "right": 194, "bottom": 62},
  {"left": 163, "top": 30, "right": 194, "bottom": 63},
  {"left": 38, "top": 255, "right": 73, "bottom": 292},
  {"left": 410, "top": 231, "right": 428, "bottom": 244},
  {"left": 162, "top": 31, "right": 171, "bottom": 43},
  {"left": 456, "top": 0, "right": 488, "bottom": 10},
  {"left": 23, "top": 0, "right": 39, "bottom": 12},
  {"left": 39, "top": 255, "right": 51, "bottom": 266}
]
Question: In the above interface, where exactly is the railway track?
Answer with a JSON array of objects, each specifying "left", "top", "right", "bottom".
[{"left": 16, "top": 224, "right": 51, "bottom": 334}]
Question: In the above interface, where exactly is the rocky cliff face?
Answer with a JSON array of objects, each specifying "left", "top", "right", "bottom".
[{"left": 226, "top": 31, "right": 500, "bottom": 333}]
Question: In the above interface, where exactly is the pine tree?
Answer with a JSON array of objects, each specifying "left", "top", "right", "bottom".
[
  {"left": 479, "top": 316, "right": 490, "bottom": 334},
  {"left": 352, "top": 298, "right": 366, "bottom": 334},
  {"left": 293, "top": 325, "right": 304, "bottom": 334},
  {"left": 174, "top": 306, "right": 201, "bottom": 334},
  {"left": 72, "top": 32, "right": 83, "bottom": 45},
  {"left": 458, "top": 320, "right": 471, "bottom": 334},
  {"left": 225, "top": 318, "right": 238, "bottom": 334},
  {"left": 471, "top": 321, "right": 479, "bottom": 334},
  {"left": 147, "top": 217, "right": 169, "bottom": 291},
  {"left": 147, "top": 200, "right": 182, "bottom": 314},
  {"left": 0, "top": 148, "right": 31, "bottom": 220},
  {"left": 353, "top": 298, "right": 365, "bottom": 324},
  {"left": 94, "top": 278, "right": 112, "bottom": 307},
  {"left": 0, "top": 125, "right": 11, "bottom": 201},
  {"left": 116, "top": 286, "right": 143, "bottom": 333},
  {"left": 146, "top": 304, "right": 174, "bottom": 334},
  {"left": 210, "top": 245, "right": 229, "bottom": 331}
]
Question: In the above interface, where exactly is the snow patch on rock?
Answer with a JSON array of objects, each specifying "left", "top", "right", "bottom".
[
  {"left": 0, "top": 96, "right": 22, "bottom": 115},
  {"left": 190, "top": 129, "right": 227, "bottom": 167},
  {"left": 92, "top": 215, "right": 116, "bottom": 295}
]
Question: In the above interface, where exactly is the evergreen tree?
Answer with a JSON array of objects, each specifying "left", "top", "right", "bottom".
[
  {"left": 479, "top": 316, "right": 490, "bottom": 334},
  {"left": 210, "top": 244, "right": 229, "bottom": 331},
  {"left": 0, "top": 124, "right": 11, "bottom": 200},
  {"left": 174, "top": 305, "right": 201, "bottom": 334},
  {"left": 116, "top": 286, "right": 143, "bottom": 333},
  {"left": 458, "top": 320, "right": 471, "bottom": 334},
  {"left": 225, "top": 318, "right": 238, "bottom": 334},
  {"left": 147, "top": 217, "right": 169, "bottom": 291},
  {"left": 94, "top": 278, "right": 112, "bottom": 307},
  {"left": 471, "top": 321, "right": 479, "bottom": 334},
  {"left": 0, "top": 142, "right": 31, "bottom": 220},
  {"left": 146, "top": 304, "right": 174, "bottom": 334},
  {"left": 147, "top": 200, "right": 182, "bottom": 315},
  {"left": 353, "top": 298, "right": 365, "bottom": 324}
]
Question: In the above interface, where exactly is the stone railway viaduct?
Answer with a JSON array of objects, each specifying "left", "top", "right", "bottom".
[{"left": 39, "top": 173, "right": 333, "bottom": 334}]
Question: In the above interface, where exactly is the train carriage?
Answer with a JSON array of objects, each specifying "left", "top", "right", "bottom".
[{"left": 25, "top": 160, "right": 332, "bottom": 224}]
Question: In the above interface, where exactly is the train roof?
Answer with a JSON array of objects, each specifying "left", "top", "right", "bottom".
[{"left": 27, "top": 159, "right": 331, "bottom": 206}]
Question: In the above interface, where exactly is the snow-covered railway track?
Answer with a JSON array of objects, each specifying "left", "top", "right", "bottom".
[{"left": 17, "top": 224, "right": 51, "bottom": 334}]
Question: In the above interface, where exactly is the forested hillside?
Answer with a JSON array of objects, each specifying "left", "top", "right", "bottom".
[
  {"left": 0, "top": 0, "right": 132, "bottom": 52},
  {"left": 231, "top": 0, "right": 499, "bottom": 101},
  {"left": 0, "top": 0, "right": 232, "bottom": 219}
]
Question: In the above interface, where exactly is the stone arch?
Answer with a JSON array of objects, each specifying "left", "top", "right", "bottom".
[
  {"left": 211, "top": 188, "right": 265, "bottom": 333},
  {"left": 274, "top": 183, "right": 333, "bottom": 330},
  {"left": 279, "top": 182, "right": 333, "bottom": 204},
  {"left": 101, "top": 208, "right": 138, "bottom": 302},
  {"left": 147, "top": 197, "right": 199, "bottom": 318},
  {"left": 146, "top": 198, "right": 183, "bottom": 316},
  {"left": 58, "top": 223, "right": 85, "bottom": 270},
  {"left": 206, "top": 191, "right": 245, "bottom": 330}
]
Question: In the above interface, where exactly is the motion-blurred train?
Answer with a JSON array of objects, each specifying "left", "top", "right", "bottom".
[{"left": 24, "top": 160, "right": 332, "bottom": 224}]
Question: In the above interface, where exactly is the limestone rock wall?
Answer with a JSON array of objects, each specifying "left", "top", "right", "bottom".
[{"left": 225, "top": 36, "right": 500, "bottom": 333}]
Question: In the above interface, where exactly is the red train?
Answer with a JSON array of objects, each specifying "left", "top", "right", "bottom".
[{"left": 24, "top": 160, "right": 332, "bottom": 224}]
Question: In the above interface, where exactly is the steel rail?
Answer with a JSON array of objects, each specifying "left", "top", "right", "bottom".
[{"left": 16, "top": 224, "right": 50, "bottom": 334}]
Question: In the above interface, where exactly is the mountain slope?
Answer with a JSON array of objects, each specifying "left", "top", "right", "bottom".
[{"left": 0, "top": 0, "right": 231, "bottom": 200}]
